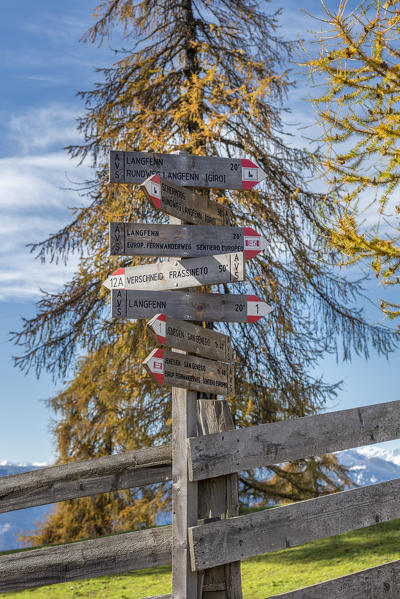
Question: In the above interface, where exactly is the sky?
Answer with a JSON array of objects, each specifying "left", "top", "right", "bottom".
[{"left": 0, "top": 0, "right": 399, "bottom": 464}]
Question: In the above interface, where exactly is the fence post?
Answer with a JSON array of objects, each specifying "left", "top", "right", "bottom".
[
  {"left": 197, "top": 399, "right": 242, "bottom": 598},
  {"left": 172, "top": 388, "right": 199, "bottom": 597}
]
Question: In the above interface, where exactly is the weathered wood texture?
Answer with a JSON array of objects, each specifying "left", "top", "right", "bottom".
[
  {"left": 142, "top": 176, "right": 232, "bottom": 225},
  {"left": 189, "top": 476, "right": 400, "bottom": 571},
  {"left": 268, "top": 559, "right": 400, "bottom": 598},
  {"left": 188, "top": 399, "right": 400, "bottom": 481},
  {"left": 0, "top": 445, "right": 171, "bottom": 513},
  {"left": 112, "top": 289, "right": 271, "bottom": 323},
  {"left": 109, "top": 151, "right": 265, "bottom": 189},
  {"left": 147, "top": 314, "right": 233, "bottom": 363},
  {"left": 172, "top": 389, "right": 199, "bottom": 597},
  {"left": 109, "top": 223, "right": 264, "bottom": 258},
  {"left": 0, "top": 526, "right": 171, "bottom": 593},
  {"left": 144, "top": 348, "right": 235, "bottom": 396},
  {"left": 197, "top": 400, "right": 242, "bottom": 599}
]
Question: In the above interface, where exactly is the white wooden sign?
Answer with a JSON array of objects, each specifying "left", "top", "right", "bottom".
[{"left": 103, "top": 253, "right": 244, "bottom": 291}]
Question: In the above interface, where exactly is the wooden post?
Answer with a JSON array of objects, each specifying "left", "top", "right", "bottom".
[
  {"left": 172, "top": 388, "right": 199, "bottom": 598},
  {"left": 170, "top": 177, "right": 199, "bottom": 597},
  {"left": 197, "top": 400, "right": 242, "bottom": 599}
]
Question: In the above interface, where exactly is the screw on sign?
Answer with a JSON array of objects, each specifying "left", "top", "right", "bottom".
[
  {"left": 109, "top": 222, "right": 267, "bottom": 259},
  {"left": 111, "top": 289, "right": 273, "bottom": 323},
  {"left": 143, "top": 348, "right": 235, "bottom": 396},
  {"left": 109, "top": 150, "right": 266, "bottom": 190},
  {"left": 103, "top": 252, "right": 245, "bottom": 292}
]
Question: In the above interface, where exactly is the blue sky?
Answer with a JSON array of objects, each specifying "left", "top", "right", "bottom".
[{"left": 0, "top": 0, "right": 398, "bottom": 463}]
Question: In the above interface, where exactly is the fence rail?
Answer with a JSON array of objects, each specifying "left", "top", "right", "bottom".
[
  {"left": 3, "top": 399, "right": 400, "bottom": 596},
  {"left": 268, "top": 558, "right": 400, "bottom": 598},
  {"left": 188, "top": 399, "right": 400, "bottom": 481},
  {"left": 0, "top": 445, "right": 171, "bottom": 513},
  {"left": 189, "top": 475, "right": 400, "bottom": 571},
  {"left": 0, "top": 526, "right": 171, "bottom": 593}
]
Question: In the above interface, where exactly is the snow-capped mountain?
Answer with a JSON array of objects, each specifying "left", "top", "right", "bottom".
[
  {"left": 338, "top": 446, "right": 400, "bottom": 487},
  {"left": 1, "top": 448, "right": 400, "bottom": 552}
]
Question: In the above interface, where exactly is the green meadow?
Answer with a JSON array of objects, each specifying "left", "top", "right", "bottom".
[{"left": 2, "top": 518, "right": 400, "bottom": 598}]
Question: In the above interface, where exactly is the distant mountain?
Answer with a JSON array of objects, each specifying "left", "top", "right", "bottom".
[
  {"left": 339, "top": 447, "right": 400, "bottom": 487},
  {"left": 0, "top": 462, "right": 53, "bottom": 552},
  {"left": 1, "top": 448, "right": 400, "bottom": 552}
]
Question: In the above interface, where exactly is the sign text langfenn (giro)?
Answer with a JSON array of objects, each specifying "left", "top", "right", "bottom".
[
  {"left": 111, "top": 289, "right": 273, "bottom": 323},
  {"left": 103, "top": 253, "right": 244, "bottom": 292},
  {"left": 141, "top": 175, "right": 231, "bottom": 225},
  {"left": 109, "top": 151, "right": 266, "bottom": 190},
  {"left": 147, "top": 314, "right": 233, "bottom": 362},
  {"left": 143, "top": 348, "right": 235, "bottom": 396},
  {"left": 109, "top": 223, "right": 267, "bottom": 259}
]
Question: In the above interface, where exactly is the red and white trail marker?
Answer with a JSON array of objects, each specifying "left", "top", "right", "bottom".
[
  {"left": 147, "top": 314, "right": 233, "bottom": 362},
  {"left": 109, "top": 222, "right": 267, "bottom": 260},
  {"left": 109, "top": 150, "right": 266, "bottom": 190},
  {"left": 111, "top": 289, "right": 273, "bottom": 323},
  {"left": 143, "top": 348, "right": 235, "bottom": 396},
  {"left": 142, "top": 175, "right": 231, "bottom": 226}
]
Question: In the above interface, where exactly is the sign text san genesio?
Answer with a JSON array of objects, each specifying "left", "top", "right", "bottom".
[{"left": 143, "top": 348, "right": 234, "bottom": 396}]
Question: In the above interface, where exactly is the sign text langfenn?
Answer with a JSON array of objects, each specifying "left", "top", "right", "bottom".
[
  {"left": 109, "top": 223, "right": 267, "bottom": 259},
  {"left": 111, "top": 289, "right": 273, "bottom": 323},
  {"left": 103, "top": 253, "right": 244, "bottom": 292},
  {"left": 109, "top": 151, "right": 266, "bottom": 190},
  {"left": 143, "top": 348, "right": 234, "bottom": 396},
  {"left": 147, "top": 314, "right": 233, "bottom": 362}
]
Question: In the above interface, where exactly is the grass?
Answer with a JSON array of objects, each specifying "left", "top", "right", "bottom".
[{"left": 2, "top": 518, "right": 400, "bottom": 598}]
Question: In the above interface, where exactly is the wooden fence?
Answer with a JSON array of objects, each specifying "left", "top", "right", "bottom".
[{"left": 1, "top": 398, "right": 400, "bottom": 596}]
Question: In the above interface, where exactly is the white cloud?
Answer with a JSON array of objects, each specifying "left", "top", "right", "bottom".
[
  {"left": 7, "top": 105, "right": 81, "bottom": 155},
  {"left": 0, "top": 524, "right": 11, "bottom": 536},
  {"left": 0, "top": 121, "right": 92, "bottom": 300}
]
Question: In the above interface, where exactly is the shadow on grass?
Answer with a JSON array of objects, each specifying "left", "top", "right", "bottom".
[{"left": 250, "top": 518, "right": 400, "bottom": 567}]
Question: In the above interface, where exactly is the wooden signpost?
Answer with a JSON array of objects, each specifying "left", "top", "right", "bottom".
[
  {"left": 103, "top": 252, "right": 244, "bottom": 291},
  {"left": 143, "top": 348, "right": 235, "bottom": 396},
  {"left": 147, "top": 314, "right": 233, "bottom": 362},
  {"left": 109, "top": 222, "right": 267, "bottom": 259},
  {"left": 141, "top": 175, "right": 232, "bottom": 225},
  {"left": 107, "top": 149, "right": 272, "bottom": 598},
  {"left": 111, "top": 289, "right": 273, "bottom": 322},
  {"left": 110, "top": 151, "right": 267, "bottom": 189}
]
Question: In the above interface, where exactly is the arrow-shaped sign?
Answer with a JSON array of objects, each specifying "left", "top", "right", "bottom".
[
  {"left": 103, "top": 253, "right": 244, "bottom": 292},
  {"left": 143, "top": 348, "right": 235, "bottom": 396},
  {"left": 109, "top": 223, "right": 267, "bottom": 259},
  {"left": 109, "top": 151, "right": 266, "bottom": 190},
  {"left": 141, "top": 175, "right": 231, "bottom": 225},
  {"left": 112, "top": 289, "right": 273, "bottom": 323},
  {"left": 147, "top": 314, "right": 233, "bottom": 362}
]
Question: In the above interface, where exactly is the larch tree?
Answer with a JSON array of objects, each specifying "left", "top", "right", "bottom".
[
  {"left": 304, "top": 0, "right": 400, "bottom": 323},
  {"left": 14, "top": 0, "right": 396, "bottom": 546}
]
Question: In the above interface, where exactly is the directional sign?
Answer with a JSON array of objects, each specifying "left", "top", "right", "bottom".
[
  {"left": 103, "top": 253, "right": 244, "bottom": 292},
  {"left": 112, "top": 289, "right": 273, "bottom": 323},
  {"left": 109, "top": 223, "right": 267, "bottom": 259},
  {"left": 109, "top": 151, "right": 266, "bottom": 190},
  {"left": 143, "top": 348, "right": 235, "bottom": 396},
  {"left": 147, "top": 314, "right": 233, "bottom": 362},
  {"left": 141, "top": 175, "right": 231, "bottom": 225}
]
